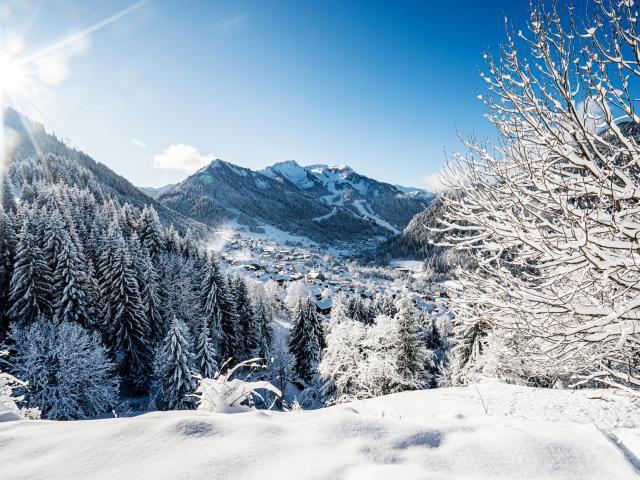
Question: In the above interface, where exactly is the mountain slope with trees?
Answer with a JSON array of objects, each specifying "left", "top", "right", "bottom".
[{"left": 159, "top": 159, "right": 431, "bottom": 244}]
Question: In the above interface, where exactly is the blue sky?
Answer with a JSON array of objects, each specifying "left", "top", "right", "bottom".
[{"left": 1, "top": 0, "right": 533, "bottom": 188}]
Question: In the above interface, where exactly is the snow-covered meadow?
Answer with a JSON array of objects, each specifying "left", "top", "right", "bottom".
[{"left": 1, "top": 379, "right": 639, "bottom": 480}]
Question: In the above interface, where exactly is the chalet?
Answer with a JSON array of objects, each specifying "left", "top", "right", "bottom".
[{"left": 313, "top": 297, "right": 333, "bottom": 315}]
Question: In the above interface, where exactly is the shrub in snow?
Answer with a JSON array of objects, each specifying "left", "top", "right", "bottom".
[
  {"left": 319, "top": 319, "right": 367, "bottom": 404},
  {"left": 320, "top": 303, "right": 432, "bottom": 403},
  {"left": 194, "top": 358, "right": 282, "bottom": 413},
  {"left": 10, "top": 320, "right": 118, "bottom": 420},
  {"left": 0, "top": 350, "right": 36, "bottom": 422},
  {"left": 0, "top": 370, "right": 26, "bottom": 422}
]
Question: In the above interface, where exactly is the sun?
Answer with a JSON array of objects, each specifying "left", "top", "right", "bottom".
[{"left": 0, "top": 52, "right": 27, "bottom": 97}]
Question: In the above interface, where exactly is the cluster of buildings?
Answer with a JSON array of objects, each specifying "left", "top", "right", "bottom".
[{"left": 217, "top": 233, "right": 452, "bottom": 322}]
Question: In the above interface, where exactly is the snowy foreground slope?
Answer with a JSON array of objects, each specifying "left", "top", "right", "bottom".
[{"left": 1, "top": 380, "right": 639, "bottom": 480}]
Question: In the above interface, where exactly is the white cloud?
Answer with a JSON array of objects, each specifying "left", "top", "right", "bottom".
[
  {"left": 152, "top": 143, "right": 216, "bottom": 172},
  {"left": 576, "top": 97, "right": 604, "bottom": 133},
  {"left": 214, "top": 14, "right": 248, "bottom": 33},
  {"left": 131, "top": 138, "right": 146, "bottom": 149},
  {"left": 421, "top": 169, "right": 447, "bottom": 193}
]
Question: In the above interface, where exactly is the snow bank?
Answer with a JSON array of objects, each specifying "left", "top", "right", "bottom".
[{"left": 1, "top": 379, "right": 639, "bottom": 479}]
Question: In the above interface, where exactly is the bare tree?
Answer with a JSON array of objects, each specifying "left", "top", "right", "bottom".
[{"left": 439, "top": 0, "right": 640, "bottom": 393}]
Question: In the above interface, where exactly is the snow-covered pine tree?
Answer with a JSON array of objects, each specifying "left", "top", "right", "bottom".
[
  {"left": 42, "top": 209, "right": 67, "bottom": 274},
  {"left": 394, "top": 300, "right": 430, "bottom": 391},
  {"left": 10, "top": 319, "right": 119, "bottom": 420},
  {"left": 194, "top": 318, "right": 218, "bottom": 378},
  {"left": 8, "top": 219, "right": 53, "bottom": 324},
  {"left": 363, "top": 299, "right": 377, "bottom": 325},
  {"left": 420, "top": 311, "right": 446, "bottom": 386},
  {"left": 137, "top": 206, "right": 165, "bottom": 258},
  {"left": 449, "top": 306, "right": 490, "bottom": 386},
  {"left": 132, "top": 242, "right": 164, "bottom": 343},
  {"left": 329, "top": 293, "right": 350, "bottom": 325},
  {"left": 155, "top": 316, "right": 196, "bottom": 409},
  {"left": 289, "top": 296, "right": 324, "bottom": 382},
  {"left": 2, "top": 176, "right": 17, "bottom": 214},
  {"left": 376, "top": 294, "right": 398, "bottom": 318},
  {"left": 351, "top": 297, "right": 369, "bottom": 325},
  {"left": 52, "top": 230, "right": 91, "bottom": 326},
  {"left": 100, "top": 230, "right": 152, "bottom": 390},
  {"left": 231, "top": 276, "right": 257, "bottom": 359},
  {"left": 309, "top": 296, "right": 326, "bottom": 351},
  {"left": 0, "top": 210, "right": 17, "bottom": 338},
  {"left": 164, "top": 225, "right": 181, "bottom": 253},
  {"left": 181, "top": 228, "right": 198, "bottom": 259},
  {"left": 250, "top": 282, "right": 273, "bottom": 359},
  {"left": 200, "top": 254, "right": 238, "bottom": 362},
  {"left": 119, "top": 203, "right": 139, "bottom": 241}
]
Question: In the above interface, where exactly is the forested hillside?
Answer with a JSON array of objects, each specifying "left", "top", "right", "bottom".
[{"left": 3, "top": 109, "right": 205, "bottom": 234}]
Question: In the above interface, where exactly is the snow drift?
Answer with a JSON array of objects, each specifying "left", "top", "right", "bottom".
[{"left": 1, "top": 379, "right": 639, "bottom": 479}]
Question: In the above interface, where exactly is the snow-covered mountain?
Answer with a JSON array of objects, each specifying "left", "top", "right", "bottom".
[
  {"left": 158, "top": 160, "right": 386, "bottom": 243},
  {"left": 158, "top": 159, "right": 431, "bottom": 244},
  {"left": 393, "top": 184, "right": 435, "bottom": 202},
  {"left": 139, "top": 184, "right": 175, "bottom": 199},
  {"left": 262, "top": 160, "right": 432, "bottom": 234}
]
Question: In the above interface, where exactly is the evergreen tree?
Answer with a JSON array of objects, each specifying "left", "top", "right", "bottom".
[
  {"left": 329, "top": 293, "right": 350, "bottom": 325},
  {"left": 449, "top": 306, "right": 490, "bottom": 386},
  {"left": 351, "top": 297, "right": 369, "bottom": 325},
  {"left": 394, "top": 300, "right": 430, "bottom": 391},
  {"left": 194, "top": 318, "right": 217, "bottom": 378},
  {"left": 289, "top": 296, "right": 324, "bottom": 382},
  {"left": 232, "top": 276, "right": 257, "bottom": 359},
  {"left": 2, "top": 176, "right": 17, "bottom": 214},
  {"left": 251, "top": 283, "right": 273, "bottom": 359},
  {"left": 42, "top": 209, "right": 67, "bottom": 276},
  {"left": 155, "top": 317, "right": 196, "bottom": 409},
  {"left": 376, "top": 294, "right": 398, "bottom": 318},
  {"left": 200, "top": 255, "right": 238, "bottom": 362},
  {"left": 8, "top": 220, "right": 53, "bottom": 324},
  {"left": 181, "top": 229, "right": 198, "bottom": 258},
  {"left": 132, "top": 242, "right": 164, "bottom": 343},
  {"left": 137, "top": 206, "right": 165, "bottom": 258},
  {"left": 119, "top": 203, "right": 139, "bottom": 241},
  {"left": 164, "top": 225, "right": 181, "bottom": 253},
  {"left": 100, "top": 231, "right": 152, "bottom": 390},
  {"left": 0, "top": 210, "right": 17, "bottom": 338},
  {"left": 53, "top": 231, "right": 91, "bottom": 326}
]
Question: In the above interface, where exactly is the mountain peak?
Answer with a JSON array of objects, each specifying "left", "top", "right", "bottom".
[{"left": 209, "top": 158, "right": 225, "bottom": 167}]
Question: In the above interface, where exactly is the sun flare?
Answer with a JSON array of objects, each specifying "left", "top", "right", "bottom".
[{"left": 0, "top": 52, "right": 26, "bottom": 97}]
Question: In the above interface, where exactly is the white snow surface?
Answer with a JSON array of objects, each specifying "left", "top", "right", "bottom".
[
  {"left": 353, "top": 200, "right": 400, "bottom": 234},
  {"left": 262, "top": 160, "right": 316, "bottom": 189},
  {"left": 1, "top": 379, "right": 639, "bottom": 479},
  {"left": 390, "top": 259, "right": 425, "bottom": 272}
]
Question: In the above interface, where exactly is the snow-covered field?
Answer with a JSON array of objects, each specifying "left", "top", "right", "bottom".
[{"left": 1, "top": 379, "right": 639, "bottom": 480}]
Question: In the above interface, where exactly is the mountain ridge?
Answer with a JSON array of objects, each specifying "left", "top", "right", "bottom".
[{"left": 158, "top": 158, "right": 432, "bottom": 244}]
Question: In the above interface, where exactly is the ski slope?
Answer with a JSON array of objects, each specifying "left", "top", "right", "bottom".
[{"left": 1, "top": 379, "right": 639, "bottom": 479}]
